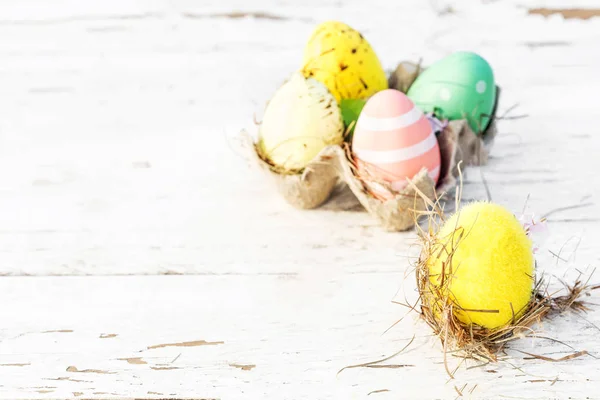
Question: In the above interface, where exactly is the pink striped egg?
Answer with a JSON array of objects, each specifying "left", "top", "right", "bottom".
[{"left": 352, "top": 89, "right": 441, "bottom": 199}]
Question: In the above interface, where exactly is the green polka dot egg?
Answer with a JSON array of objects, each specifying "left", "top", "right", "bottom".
[{"left": 407, "top": 52, "right": 496, "bottom": 134}]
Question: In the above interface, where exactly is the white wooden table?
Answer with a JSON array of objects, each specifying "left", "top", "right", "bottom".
[{"left": 1, "top": 1, "right": 599, "bottom": 399}]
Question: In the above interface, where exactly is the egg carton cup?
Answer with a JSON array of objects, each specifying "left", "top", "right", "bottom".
[
  {"left": 239, "top": 129, "right": 339, "bottom": 209},
  {"left": 239, "top": 117, "right": 483, "bottom": 231},
  {"left": 389, "top": 60, "right": 500, "bottom": 156}
]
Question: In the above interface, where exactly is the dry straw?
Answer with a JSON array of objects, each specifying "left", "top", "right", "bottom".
[{"left": 409, "top": 174, "right": 599, "bottom": 377}]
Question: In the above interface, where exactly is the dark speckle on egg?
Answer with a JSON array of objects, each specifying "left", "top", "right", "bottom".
[
  {"left": 359, "top": 78, "right": 369, "bottom": 90},
  {"left": 320, "top": 48, "right": 335, "bottom": 57}
]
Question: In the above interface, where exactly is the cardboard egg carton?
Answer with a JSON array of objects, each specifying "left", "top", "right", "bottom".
[{"left": 240, "top": 61, "right": 500, "bottom": 231}]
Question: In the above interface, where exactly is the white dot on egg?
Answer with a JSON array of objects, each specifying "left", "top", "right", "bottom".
[
  {"left": 439, "top": 88, "right": 451, "bottom": 101},
  {"left": 476, "top": 80, "right": 487, "bottom": 94}
]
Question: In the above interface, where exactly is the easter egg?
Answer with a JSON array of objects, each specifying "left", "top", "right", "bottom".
[
  {"left": 302, "top": 21, "right": 388, "bottom": 102},
  {"left": 407, "top": 52, "right": 496, "bottom": 134},
  {"left": 258, "top": 72, "right": 344, "bottom": 172},
  {"left": 427, "top": 202, "right": 534, "bottom": 329},
  {"left": 352, "top": 89, "right": 441, "bottom": 199}
]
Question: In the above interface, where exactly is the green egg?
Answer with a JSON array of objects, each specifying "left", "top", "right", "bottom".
[{"left": 407, "top": 52, "right": 496, "bottom": 134}]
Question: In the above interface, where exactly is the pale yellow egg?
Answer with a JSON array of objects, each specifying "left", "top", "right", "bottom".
[{"left": 258, "top": 72, "right": 344, "bottom": 172}]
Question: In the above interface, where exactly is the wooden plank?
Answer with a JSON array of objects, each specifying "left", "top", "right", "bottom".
[{"left": 0, "top": 275, "right": 599, "bottom": 399}]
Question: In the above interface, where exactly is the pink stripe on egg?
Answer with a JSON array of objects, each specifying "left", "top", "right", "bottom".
[
  {"left": 359, "top": 144, "right": 441, "bottom": 182},
  {"left": 353, "top": 133, "right": 438, "bottom": 164},
  {"left": 429, "top": 164, "right": 441, "bottom": 182},
  {"left": 361, "top": 89, "right": 415, "bottom": 118},
  {"left": 353, "top": 115, "right": 432, "bottom": 151},
  {"left": 356, "top": 106, "right": 423, "bottom": 131}
]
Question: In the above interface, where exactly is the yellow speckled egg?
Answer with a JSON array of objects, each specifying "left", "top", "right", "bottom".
[{"left": 302, "top": 21, "right": 388, "bottom": 102}]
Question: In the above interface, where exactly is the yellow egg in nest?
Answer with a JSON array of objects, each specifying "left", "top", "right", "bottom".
[
  {"left": 426, "top": 202, "right": 535, "bottom": 329},
  {"left": 302, "top": 21, "right": 388, "bottom": 102}
]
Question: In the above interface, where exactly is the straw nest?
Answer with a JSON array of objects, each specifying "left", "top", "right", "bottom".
[{"left": 411, "top": 186, "right": 599, "bottom": 377}]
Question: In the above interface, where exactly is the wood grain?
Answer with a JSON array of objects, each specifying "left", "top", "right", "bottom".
[{"left": 0, "top": 275, "right": 598, "bottom": 399}]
